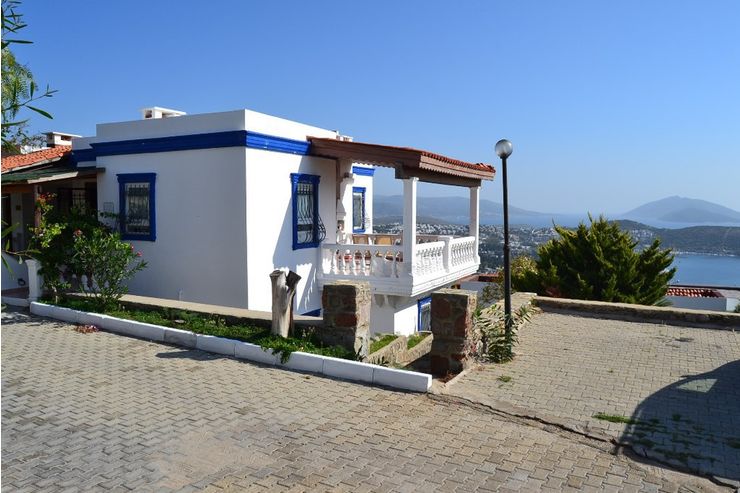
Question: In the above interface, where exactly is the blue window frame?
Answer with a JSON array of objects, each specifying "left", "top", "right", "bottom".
[
  {"left": 117, "top": 173, "right": 156, "bottom": 241},
  {"left": 417, "top": 296, "right": 432, "bottom": 332},
  {"left": 291, "top": 173, "right": 321, "bottom": 249},
  {"left": 352, "top": 186, "right": 366, "bottom": 233}
]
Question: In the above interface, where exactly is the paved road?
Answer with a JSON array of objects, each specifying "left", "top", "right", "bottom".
[
  {"left": 447, "top": 311, "right": 740, "bottom": 484},
  {"left": 1, "top": 309, "right": 725, "bottom": 492}
]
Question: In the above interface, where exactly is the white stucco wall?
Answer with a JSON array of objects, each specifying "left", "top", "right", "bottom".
[
  {"left": 370, "top": 295, "right": 419, "bottom": 336},
  {"left": 666, "top": 295, "right": 735, "bottom": 313},
  {"left": 95, "top": 147, "right": 249, "bottom": 308},
  {"left": 244, "top": 149, "right": 335, "bottom": 314},
  {"left": 2, "top": 252, "right": 28, "bottom": 290}
]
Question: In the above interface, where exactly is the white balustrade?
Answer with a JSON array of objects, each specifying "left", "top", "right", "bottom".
[
  {"left": 320, "top": 235, "right": 479, "bottom": 288},
  {"left": 450, "top": 236, "right": 477, "bottom": 268}
]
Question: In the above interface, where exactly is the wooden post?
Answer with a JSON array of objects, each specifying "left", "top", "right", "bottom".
[{"left": 270, "top": 269, "right": 301, "bottom": 338}]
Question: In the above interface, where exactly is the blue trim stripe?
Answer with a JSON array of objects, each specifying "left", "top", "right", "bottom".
[
  {"left": 352, "top": 166, "right": 375, "bottom": 176},
  {"left": 84, "top": 130, "right": 311, "bottom": 159},
  {"left": 92, "top": 131, "right": 246, "bottom": 156},
  {"left": 71, "top": 148, "right": 97, "bottom": 164},
  {"left": 302, "top": 308, "right": 321, "bottom": 317},
  {"left": 246, "top": 131, "right": 310, "bottom": 155}
]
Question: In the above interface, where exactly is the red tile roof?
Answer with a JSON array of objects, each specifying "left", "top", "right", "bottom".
[
  {"left": 666, "top": 287, "right": 722, "bottom": 298},
  {"left": 309, "top": 137, "right": 495, "bottom": 181},
  {"left": 1, "top": 146, "right": 72, "bottom": 173}
]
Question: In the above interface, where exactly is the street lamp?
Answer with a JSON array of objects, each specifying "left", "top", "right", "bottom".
[{"left": 495, "top": 139, "right": 513, "bottom": 355}]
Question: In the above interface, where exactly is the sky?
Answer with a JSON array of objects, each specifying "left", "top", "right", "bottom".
[{"left": 14, "top": 0, "right": 740, "bottom": 214}]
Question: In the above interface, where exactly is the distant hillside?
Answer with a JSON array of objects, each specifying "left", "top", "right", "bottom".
[
  {"left": 615, "top": 220, "right": 740, "bottom": 256},
  {"left": 622, "top": 196, "right": 740, "bottom": 225},
  {"left": 374, "top": 195, "right": 546, "bottom": 225}
]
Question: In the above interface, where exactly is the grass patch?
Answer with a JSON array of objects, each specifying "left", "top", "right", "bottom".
[
  {"left": 672, "top": 413, "right": 682, "bottom": 422},
  {"left": 406, "top": 333, "right": 428, "bottom": 350},
  {"left": 48, "top": 298, "right": 355, "bottom": 362},
  {"left": 370, "top": 334, "right": 398, "bottom": 354},
  {"left": 592, "top": 413, "right": 639, "bottom": 425},
  {"left": 497, "top": 375, "right": 512, "bottom": 383}
]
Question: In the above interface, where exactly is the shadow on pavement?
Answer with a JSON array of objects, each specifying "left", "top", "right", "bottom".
[
  {"left": 155, "top": 348, "right": 225, "bottom": 361},
  {"left": 620, "top": 360, "right": 740, "bottom": 482}
]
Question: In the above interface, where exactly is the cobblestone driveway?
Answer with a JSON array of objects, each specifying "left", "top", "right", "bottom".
[
  {"left": 1, "top": 309, "right": 726, "bottom": 492},
  {"left": 447, "top": 311, "right": 740, "bottom": 484}
]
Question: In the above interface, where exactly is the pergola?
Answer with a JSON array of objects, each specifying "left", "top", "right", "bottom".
[{"left": 309, "top": 137, "right": 495, "bottom": 266}]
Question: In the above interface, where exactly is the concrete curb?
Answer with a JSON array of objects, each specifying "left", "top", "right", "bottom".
[{"left": 29, "top": 302, "right": 432, "bottom": 393}]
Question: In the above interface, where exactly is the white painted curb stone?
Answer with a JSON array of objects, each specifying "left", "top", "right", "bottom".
[
  {"left": 234, "top": 341, "right": 281, "bottom": 365},
  {"left": 105, "top": 318, "right": 166, "bottom": 342},
  {"left": 30, "top": 302, "right": 433, "bottom": 392},
  {"left": 163, "top": 326, "right": 197, "bottom": 348},
  {"left": 79, "top": 311, "right": 109, "bottom": 327},
  {"left": 322, "top": 356, "right": 374, "bottom": 383},
  {"left": 372, "top": 366, "right": 431, "bottom": 392},
  {"left": 196, "top": 334, "right": 237, "bottom": 357},
  {"left": 50, "top": 305, "right": 81, "bottom": 324},
  {"left": 30, "top": 301, "right": 53, "bottom": 317},
  {"left": 283, "top": 351, "right": 325, "bottom": 373}
]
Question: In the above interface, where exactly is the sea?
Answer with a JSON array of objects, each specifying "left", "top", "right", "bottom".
[{"left": 671, "top": 254, "right": 740, "bottom": 288}]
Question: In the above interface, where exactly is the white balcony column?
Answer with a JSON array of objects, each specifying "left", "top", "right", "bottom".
[
  {"left": 469, "top": 185, "right": 480, "bottom": 263},
  {"left": 403, "top": 177, "right": 418, "bottom": 276},
  {"left": 336, "top": 159, "right": 354, "bottom": 242}
]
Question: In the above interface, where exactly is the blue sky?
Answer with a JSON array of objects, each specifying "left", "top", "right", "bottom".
[{"left": 16, "top": 0, "right": 740, "bottom": 213}]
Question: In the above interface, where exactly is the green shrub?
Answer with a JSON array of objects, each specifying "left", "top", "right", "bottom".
[
  {"left": 72, "top": 228, "right": 146, "bottom": 310},
  {"left": 471, "top": 303, "right": 533, "bottom": 363},
  {"left": 370, "top": 334, "right": 398, "bottom": 354},
  {"left": 406, "top": 333, "right": 428, "bottom": 350},
  {"left": 513, "top": 216, "right": 675, "bottom": 305}
]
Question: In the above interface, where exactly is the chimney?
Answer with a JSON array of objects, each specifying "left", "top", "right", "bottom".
[
  {"left": 45, "top": 131, "right": 79, "bottom": 148},
  {"left": 141, "top": 106, "right": 187, "bottom": 120}
]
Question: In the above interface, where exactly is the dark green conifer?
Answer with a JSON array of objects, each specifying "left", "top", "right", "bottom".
[{"left": 513, "top": 216, "right": 675, "bottom": 305}]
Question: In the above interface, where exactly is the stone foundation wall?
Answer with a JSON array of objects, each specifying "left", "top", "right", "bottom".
[
  {"left": 429, "top": 289, "right": 477, "bottom": 375},
  {"left": 321, "top": 281, "right": 371, "bottom": 358}
]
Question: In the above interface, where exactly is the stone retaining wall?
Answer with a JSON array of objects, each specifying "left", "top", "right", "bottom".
[
  {"left": 534, "top": 296, "right": 740, "bottom": 330},
  {"left": 321, "top": 281, "right": 371, "bottom": 358}
]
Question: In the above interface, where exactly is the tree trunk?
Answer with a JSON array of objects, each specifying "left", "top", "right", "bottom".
[{"left": 270, "top": 269, "right": 301, "bottom": 338}]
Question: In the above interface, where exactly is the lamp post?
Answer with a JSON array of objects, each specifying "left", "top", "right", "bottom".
[{"left": 495, "top": 139, "right": 513, "bottom": 355}]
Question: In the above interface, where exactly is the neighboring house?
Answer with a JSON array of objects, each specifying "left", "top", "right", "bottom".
[
  {"left": 66, "top": 107, "right": 494, "bottom": 335},
  {"left": 1, "top": 132, "right": 99, "bottom": 294},
  {"left": 666, "top": 285, "right": 740, "bottom": 312}
]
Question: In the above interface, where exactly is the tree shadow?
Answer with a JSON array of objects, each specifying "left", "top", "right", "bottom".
[{"left": 620, "top": 360, "right": 740, "bottom": 482}]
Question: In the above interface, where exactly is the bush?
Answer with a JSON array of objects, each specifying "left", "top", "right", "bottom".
[
  {"left": 513, "top": 216, "right": 675, "bottom": 305},
  {"left": 28, "top": 195, "right": 147, "bottom": 307},
  {"left": 470, "top": 303, "right": 533, "bottom": 363},
  {"left": 72, "top": 228, "right": 147, "bottom": 310}
]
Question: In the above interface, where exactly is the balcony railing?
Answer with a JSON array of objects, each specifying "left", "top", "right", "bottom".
[{"left": 318, "top": 234, "right": 479, "bottom": 296}]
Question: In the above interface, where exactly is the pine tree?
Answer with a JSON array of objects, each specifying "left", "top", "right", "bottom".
[{"left": 513, "top": 216, "right": 675, "bottom": 305}]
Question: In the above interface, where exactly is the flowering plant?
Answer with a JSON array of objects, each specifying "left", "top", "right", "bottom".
[{"left": 71, "top": 229, "right": 147, "bottom": 310}]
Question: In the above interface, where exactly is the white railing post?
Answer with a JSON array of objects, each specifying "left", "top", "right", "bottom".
[{"left": 442, "top": 236, "right": 452, "bottom": 273}]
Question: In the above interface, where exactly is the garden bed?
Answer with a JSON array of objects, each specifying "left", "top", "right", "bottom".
[{"left": 46, "top": 297, "right": 354, "bottom": 361}]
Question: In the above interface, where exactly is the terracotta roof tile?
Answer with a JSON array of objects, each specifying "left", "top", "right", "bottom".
[
  {"left": 1, "top": 146, "right": 72, "bottom": 173},
  {"left": 666, "top": 287, "right": 722, "bottom": 298}
]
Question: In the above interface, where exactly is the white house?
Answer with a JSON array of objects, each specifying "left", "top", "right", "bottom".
[{"left": 70, "top": 108, "right": 495, "bottom": 335}]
